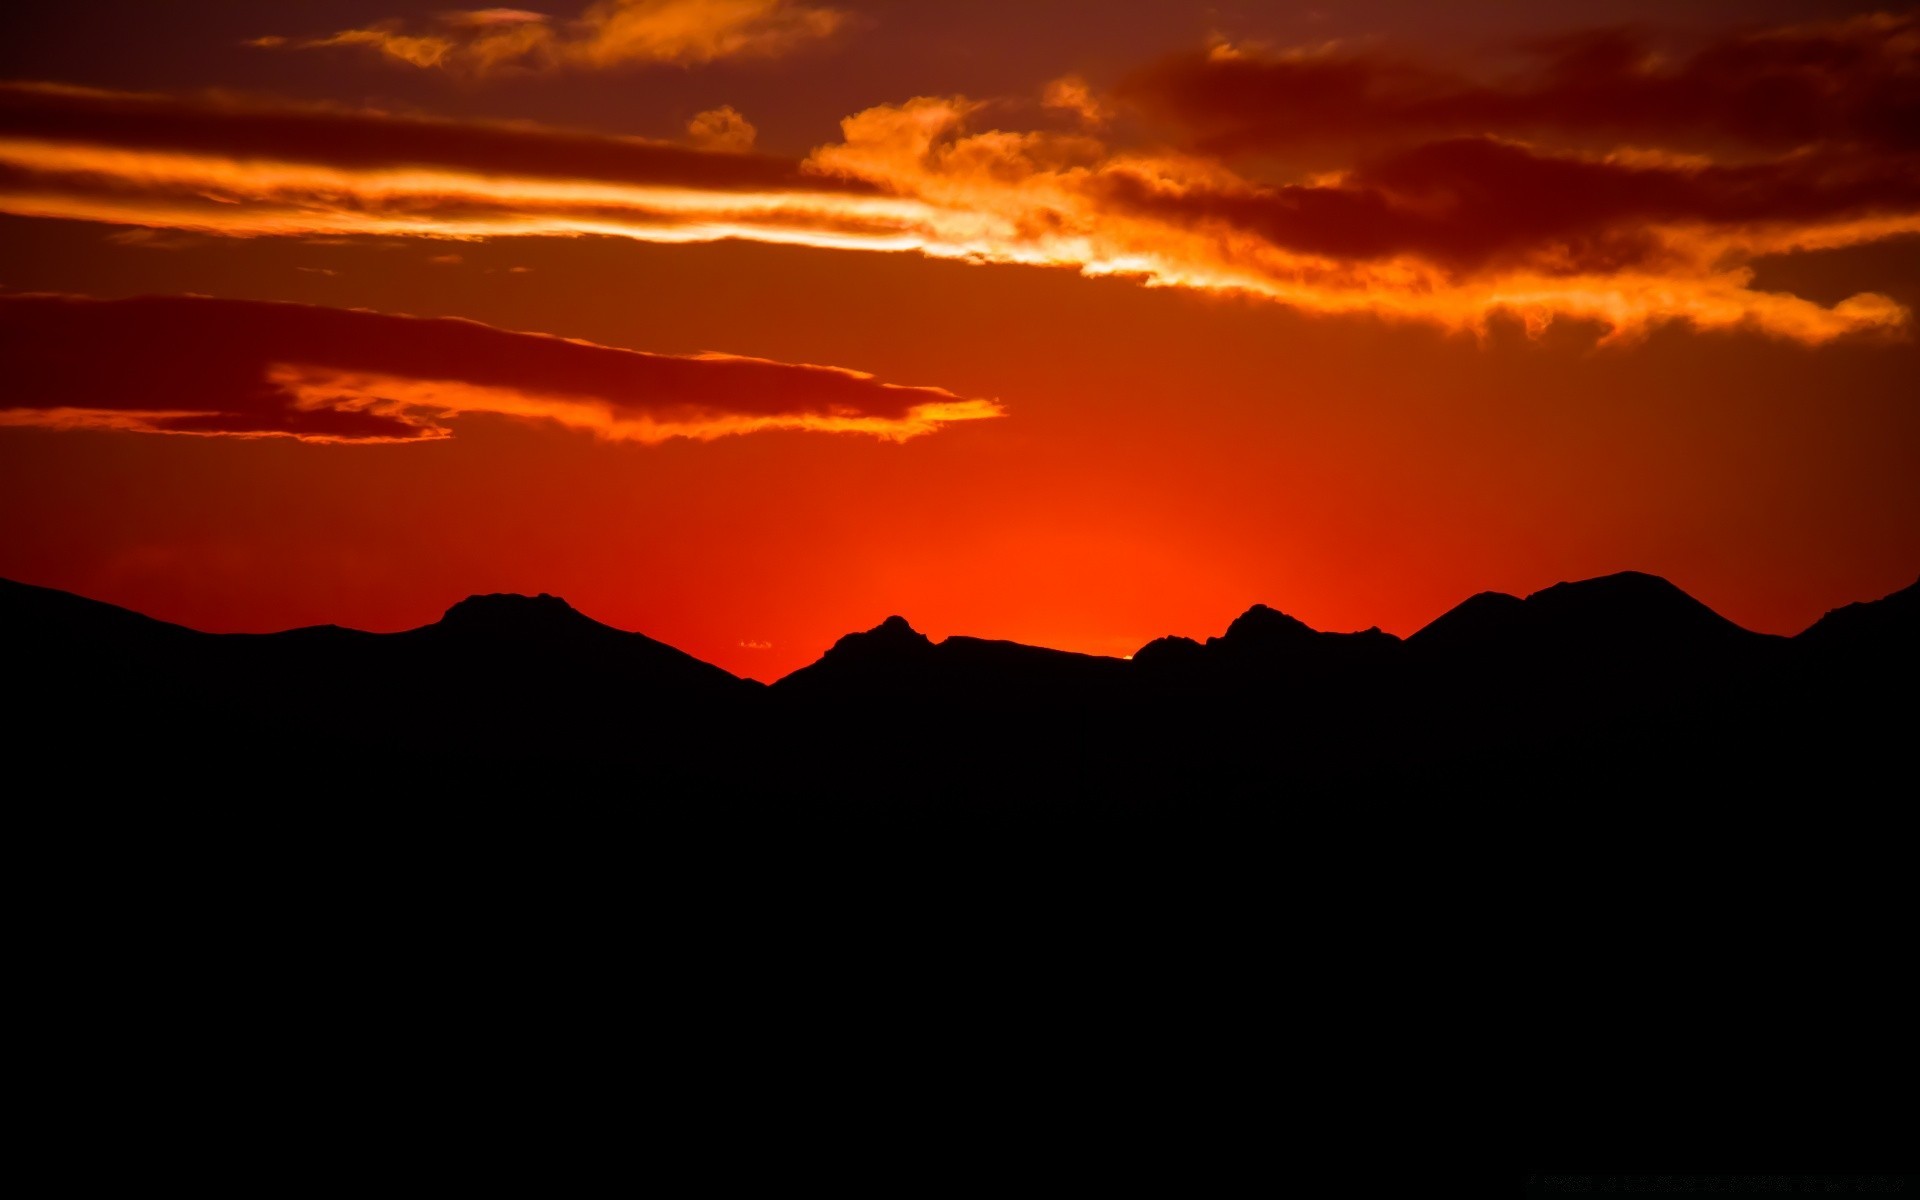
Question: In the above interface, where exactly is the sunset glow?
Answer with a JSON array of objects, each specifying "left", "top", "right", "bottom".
[{"left": 3, "top": 1, "right": 1916, "bottom": 680}]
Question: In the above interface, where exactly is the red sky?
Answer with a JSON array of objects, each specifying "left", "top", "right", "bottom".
[{"left": 4, "top": 0, "right": 1918, "bottom": 680}]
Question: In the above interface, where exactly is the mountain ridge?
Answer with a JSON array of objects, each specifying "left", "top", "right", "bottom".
[
  {"left": 4, "top": 569, "right": 1909, "bottom": 684},
  {"left": 5, "top": 568, "right": 1912, "bottom": 794}
]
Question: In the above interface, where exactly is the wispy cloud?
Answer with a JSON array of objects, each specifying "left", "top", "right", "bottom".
[
  {"left": 4, "top": 11, "right": 1919, "bottom": 346},
  {"left": 0, "top": 293, "right": 1000, "bottom": 444},
  {"left": 103, "top": 227, "right": 204, "bottom": 250},
  {"left": 252, "top": 0, "right": 845, "bottom": 76},
  {"left": 1042, "top": 76, "right": 1108, "bottom": 126},
  {"left": 1121, "top": 12, "right": 1920, "bottom": 156}
]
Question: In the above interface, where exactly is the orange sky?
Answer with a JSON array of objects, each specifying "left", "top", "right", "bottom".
[{"left": 4, "top": 1, "right": 1918, "bottom": 680}]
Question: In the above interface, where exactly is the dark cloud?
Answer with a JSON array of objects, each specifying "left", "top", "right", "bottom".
[
  {"left": 252, "top": 0, "right": 846, "bottom": 76},
  {"left": 0, "top": 82, "right": 873, "bottom": 196},
  {"left": 1098, "top": 136, "right": 1920, "bottom": 275},
  {"left": 0, "top": 40, "right": 1913, "bottom": 343},
  {"left": 1123, "top": 11, "right": 1920, "bottom": 156},
  {"left": 0, "top": 293, "right": 999, "bottom": 444}
]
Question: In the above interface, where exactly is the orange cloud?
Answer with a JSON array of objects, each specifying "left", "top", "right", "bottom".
[
  {"left": 687, "top": 105, "right": 756, "bottom": 153},
  {"left": 1, "top": 68, "right": 1916, "bottom": 343},
  {"left": 253, "top": 0, "right": 845, "bottom": 75},
  {"left": 0, "top": 293, "right": 1001, "bottom": 444},
  {"left": 800, "top": 97, "right": 1917, "bottom": 343},
  {"left": 1042, "top": 76, "right": 1108, "bottom": 126}
]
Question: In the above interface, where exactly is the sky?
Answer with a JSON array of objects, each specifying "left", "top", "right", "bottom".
[{"left": 3, "top": 0, "right": 1917, "bottom": 680}]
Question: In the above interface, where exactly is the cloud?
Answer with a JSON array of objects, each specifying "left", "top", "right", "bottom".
[
  {"left": 687, "top": 105, "right": 755, "bottom": 153},
  {"left": 1095, "top": 136, "right": 1920, "bottom": 276},
  {"left": 2, "top": 18, "right": 1918, "bottom": 347},
  {"left": 254, "top": 0, "right": 844, "bottom": 76},
  {"left": 0, "top": 293, "right": 1001, "bottom": 444},
  {"left": 103, "top": 227, "right": 204, "bottom": 250},
  {"left": 797, "top": 95, "right": 1915, "bottom": 342},
  {"left": 1120, "top": 11, "right": 1920, "bottom": 156},
  {"left": 0, "top": 81, "right": 864, "bottom": 195},
  {"left": 1042, "top": 76, "right": 1108, "bottom": 126}
]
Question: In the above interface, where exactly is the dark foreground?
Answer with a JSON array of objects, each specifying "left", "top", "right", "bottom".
[
  {"left": 7, "top": 571, "right": 1909, "bottom": 1161},
  {"left": 6, "top": 568, "right": 1912, "bottom": 802}
]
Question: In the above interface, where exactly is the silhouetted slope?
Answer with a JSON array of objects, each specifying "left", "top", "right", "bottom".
[
  {"left": 767, "top": 617, "right": 1133, "bottom": 793},
  {"left": 4, "top": 569, "right": 1913, "bottom": 792},
  {"left": 1131, "top": 634, "right": 1203, "bottom": 671},
  {"left": 1523, "top": 571, "right": 1770, "bottom": 655},
  {"left": 1410, "top": 571, "right": 1769, "bottom": 661},
  {"left": 1133, "top": 605, "right": 1400, "bottom": 693},
  {"left": 773, "top": 615, "right": 936, "bottom": 698},
  {"left": 1405, "top": 591, "right": 1530, "bottom": 651},
  {"left": 1213, "top": 603, "right": 1318, "bottom": 651},
  {"left": 4, "top": 579, "right": 758, "bottom": 776},
  {"left": 1, "top": 576, "right": 200, "bottom": 645},
  {"left": 1389, "top": 573, "right": 1795, "bottom": 780},
  {"left": 3, "top": 578, "right": 218, "bottom": 736},
  {"left": 1210, "top": 603, "right": 1401, "bottom": 660},
  {"left": 403, "top": 591, "right": 756, "bottom": 698},
  {"left": 4, "top": 580, "right": 752, "bottom": 697},
  {"left": 1797, "top": 574, "right": 1919, "bottom": 655},
  {"left": 773, "top": 616, "right": 1127, "bottom": 704}
]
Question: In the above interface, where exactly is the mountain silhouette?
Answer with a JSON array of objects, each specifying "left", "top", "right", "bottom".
[
  {"left": 773, "top": 615, "right": 1129, "bottom": 723},
  {"left": 3, "top": 576, "right": 759, "bottom": 781},
  {"left": 1, "top": 575, "right": 199, "bottom": 645},
  {"left": 415, "top": 590, "right": 756, "bottom": 698},
  {"left": 1209, "top": 603, "right": 1401, "bottom": 660},
  {"left": 774, "top": 614, "right": 937, "bottom": 696},
  {"left": 1403, "top": 590, "right": 1531, "bottom": 652},
  {"left": 438, "top": 591, "right": 592, "bottom": 634},
  {"left": 1524, "top": 571, "right": 1771, "bottom": 653},
  {"left": 1796, "top": 574, "right": 1919, "bottom": 657},
  {"left": 4, "top": 577, "right": 753, "bottom": 695},
  {"left": 5, "top": 568, "right": 1913, "bottom": 793},
  {"left": 1409, "top": 570, "right": 1771, "bottom": 661}
]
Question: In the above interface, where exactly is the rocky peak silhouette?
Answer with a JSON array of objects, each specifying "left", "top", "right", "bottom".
[
  {"left": 1407, "top": 591, "right": 1530, "bottom": 648},
  {"left": 8, "top": 566, "right": 1916, "bottom": 792},
  {"left": 1797, "top": 574, "right": 1919, "bottom": 653},
  {"left": 1131, "top": 634, "right": 1205, "bottom": 669},
  {"left": 1211, "top": 603, "right": 1318, "bottom": 650},
  {"left": 1522, "top": 570, "right": 1762, "bottom": 650},
  {"left": 822, "top": 614, "right": 935, "bottom": 660},
  {"left": 437, "top": 592, "right": 591, "bottom": 634}
]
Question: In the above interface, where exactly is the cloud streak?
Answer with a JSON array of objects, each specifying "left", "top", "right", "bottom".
[
  {"left": 2, "top": 11, "right": 1919, "bottom": 346},
  {"left": 0, "top": 293, "right": 1000, "bottom": 444},
  {"left": 252, "top": 0, "right": 845, "bottom": 75},
  {"left": 0, "top": 82, "right": 859, "bottom": 194},
  {"left": 1122, "top": 13, "right": 1920, "bottom": 156}
]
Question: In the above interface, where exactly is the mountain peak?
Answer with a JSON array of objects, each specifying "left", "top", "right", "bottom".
[
  {"left": 1524, "top": 572, "right": 1754, "bottom": 640},
  {"left": 438, "top": 591, "right": 593, "bottom": 633},
  {"left": 1132, "top": 633, "right": 1204, "bottom": 668},
  {"left": 1408, "top": 590, "right": 1528, "bottom": 647},
  {"left": 1210, "top": 602, "right": 1318, "bottom": 649},
  {"left": 1526, "top": 570, "right": 1688, "bottom": 605},
  {"left": 826, "top": 614, "right": 933, "bottom": 657}
]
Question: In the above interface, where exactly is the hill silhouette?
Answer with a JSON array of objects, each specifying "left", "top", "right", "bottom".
[
  {"left": 775, "top": 614, "right": 1128, "bottom": 705},
  {"left": 4, "top": 569, "right": 1913, "bottom": 795},
  {"left": 1409, "top": 571, "right": 1775, "bottom": 658},
  {"left": 1797, "top": 574, "right": 1919, "bottom": 658}
]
